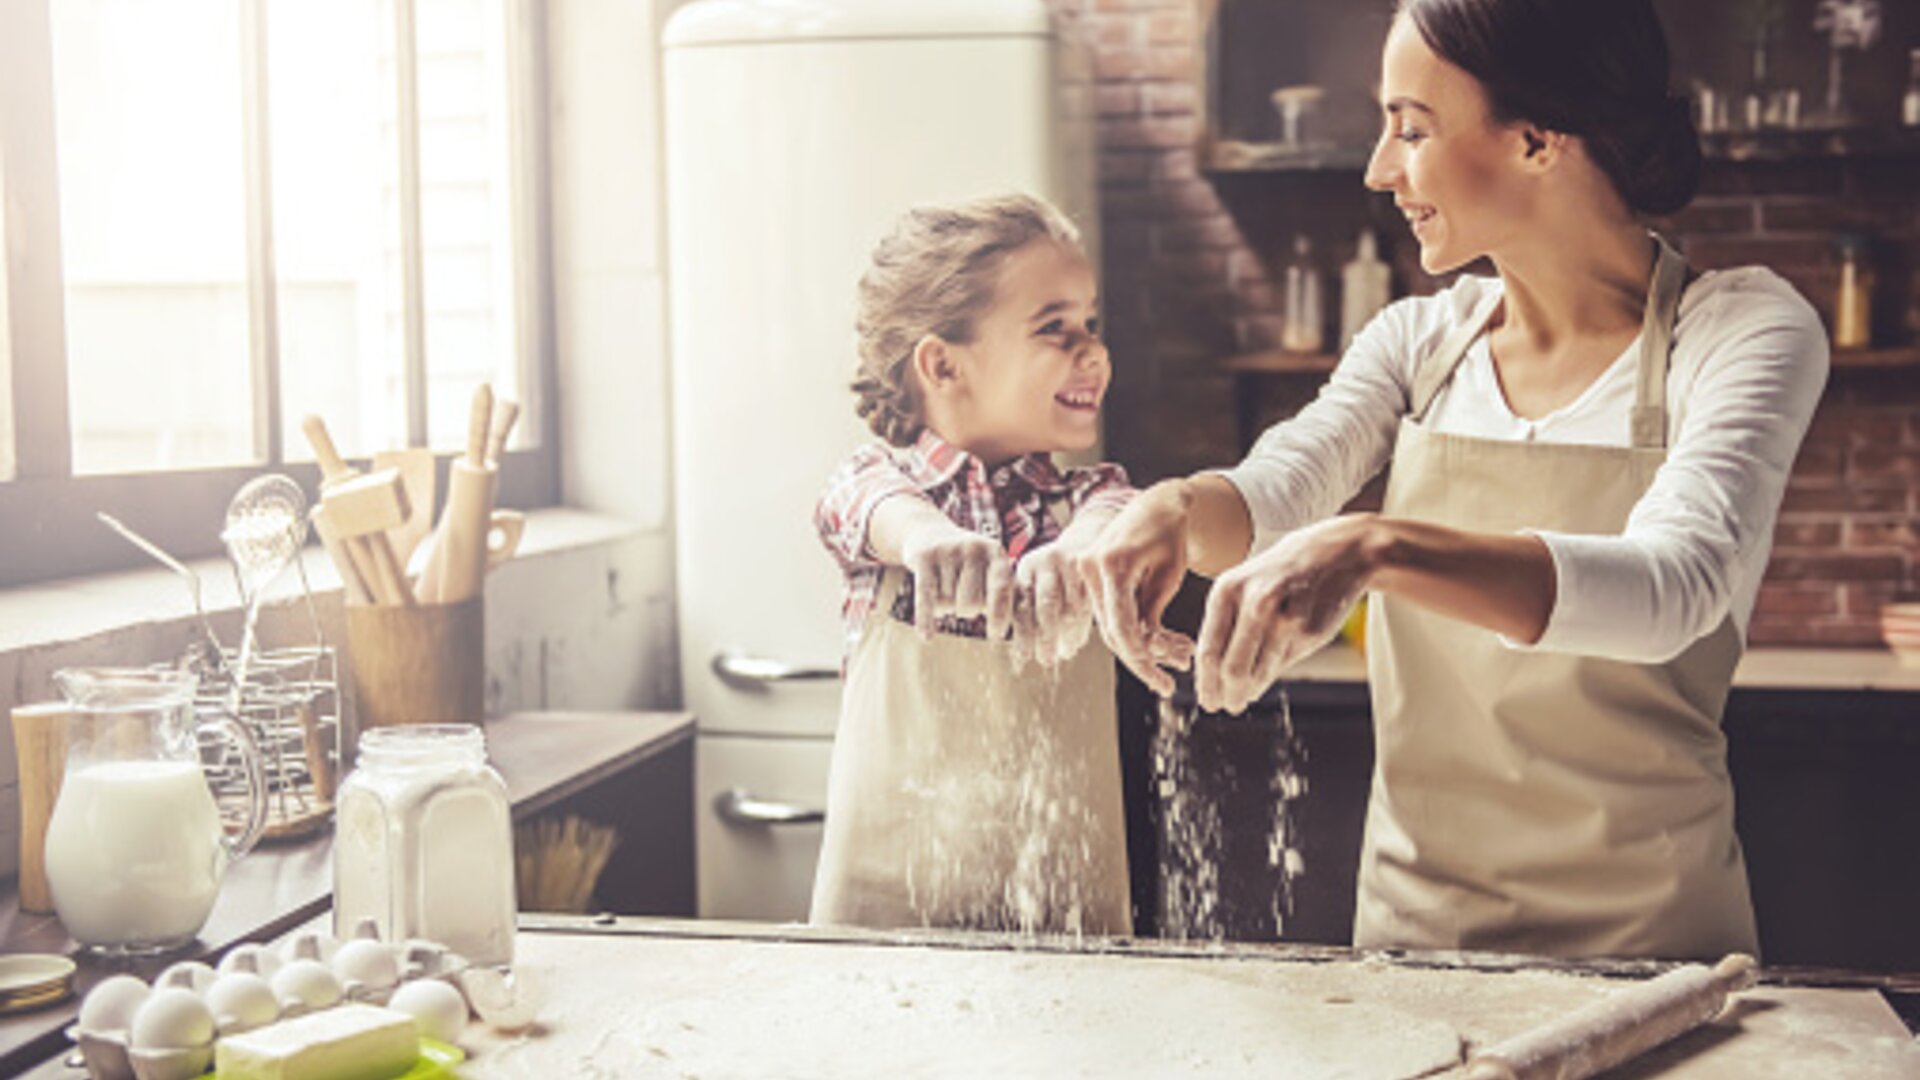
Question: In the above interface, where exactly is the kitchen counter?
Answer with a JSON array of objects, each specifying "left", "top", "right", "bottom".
[
  {"left": 0, "top": 710, "right": 693, "bottom": 1077},
  {"left": 1285, "top": 641, "right": 1920, "bottom": 693}
]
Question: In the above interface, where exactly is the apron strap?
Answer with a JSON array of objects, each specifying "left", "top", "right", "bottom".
[
  {"left": 1409, "top": 288, "right": 1503, "bottom": 422},
  {"left": 1631, "top": 233, "right": 1688, "bottom": 451},
  {"left": 1408, "top": 234, "right": 1690, "bottom": 445}
]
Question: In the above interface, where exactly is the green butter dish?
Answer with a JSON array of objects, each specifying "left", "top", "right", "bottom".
[{"left": 192, "top": 1037, "right": 464, "bottom": 1079}]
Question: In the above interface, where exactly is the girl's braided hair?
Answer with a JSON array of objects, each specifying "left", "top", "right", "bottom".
[{"left": 852, "top": 193, "right": 1084, "bottom": 446}]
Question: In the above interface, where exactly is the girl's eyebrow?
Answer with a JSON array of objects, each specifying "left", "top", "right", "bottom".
[
  {"left": 1029, "top": 297, "right": 1098, "bottom": 322},
  {"left": 1381, "top": 96, "right": 1435, "bottom": 116}
]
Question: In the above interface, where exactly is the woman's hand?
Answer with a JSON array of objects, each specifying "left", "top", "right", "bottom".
[
  {"left": 1081, "top": 480, "right": 1198, "bottom": 696},
  {"left": 1195, "top": 513, "right": 1383, "bottom": 714},
  {"left": 897, "top": 521, "right": 1014, "bottom": 641}
]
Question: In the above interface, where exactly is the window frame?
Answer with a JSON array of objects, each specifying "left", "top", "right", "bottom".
[{"left": 0, "top": 0, "right": 558, "bottom": 589}]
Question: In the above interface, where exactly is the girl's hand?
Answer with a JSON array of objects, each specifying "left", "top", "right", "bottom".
[
  {"left": 897, "top": 522, "right": 1014, "bottom": 641},
  {"left": 1081, "top": 481, "right": 1197, "bottom": 696},
  {"left": 1195, "top": 514, "right": 1381, "bottom": 714},
  {"left": 1011, "top": 544, "right": 1095, "bottom": 667}
]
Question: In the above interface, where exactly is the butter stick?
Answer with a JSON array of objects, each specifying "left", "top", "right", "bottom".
[{"left": 215, "top": 1003, "right": 418, "bottom": 1080}]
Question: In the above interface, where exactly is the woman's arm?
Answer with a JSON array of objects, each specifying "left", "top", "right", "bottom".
[
  {"left": 1083, "top": 294, "right": 1438, "bottom": 693},
  {"left": 1520, "top": 274, "right": 1829, "bottom": 661},
  {"left": 1192, "top": 513, "right": 1555, "bottom": 713}
]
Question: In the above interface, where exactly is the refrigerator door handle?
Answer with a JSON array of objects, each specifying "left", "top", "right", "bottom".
[
  {"left": 713, "top": 787, "right": 826, "bottom": 826},
  {"left": 711, "top": 650, "right": 839, "bottom": 688}
]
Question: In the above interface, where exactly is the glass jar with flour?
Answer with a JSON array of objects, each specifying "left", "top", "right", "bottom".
[{"left": 333, "top": 724, "right": 516, "bottom": 964}]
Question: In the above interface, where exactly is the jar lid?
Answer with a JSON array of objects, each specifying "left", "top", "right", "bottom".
[{"left": 0, "top": 955, "right": 76, "bottom": 1014}]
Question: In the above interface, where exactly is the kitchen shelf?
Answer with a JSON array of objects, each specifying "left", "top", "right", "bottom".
[
  {"left": 1226, "top": 346, "right": 1920, "bottom": 375},
  {"left": 1832, "top": 346, "right": 1920, "bottom": 369},
  {"left": 1699, "top": 126, "right": 1920, "bottom": 163},
  {"left": 1205, "top": 126, "right": 1920, "bottom": 175},
  {"left": 1222, "top": 349, "right": 1339, "bottom": 374}
]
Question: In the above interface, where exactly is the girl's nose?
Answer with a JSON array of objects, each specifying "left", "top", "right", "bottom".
[{"left": 1078, "top": 338, "right": 1109, "bottom": 369}]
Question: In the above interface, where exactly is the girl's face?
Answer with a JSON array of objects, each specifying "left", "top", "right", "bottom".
[
  {"left": 945, "top": 240, "right": 1108, "bottom": 463},
  {"left": 1363, "top": 17, "right": 1536, "bottom": 274}
]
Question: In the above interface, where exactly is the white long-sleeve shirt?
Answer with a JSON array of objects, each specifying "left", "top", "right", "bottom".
[{"left": 1222, "top": 267, "right": 1830, "bottom": 663}]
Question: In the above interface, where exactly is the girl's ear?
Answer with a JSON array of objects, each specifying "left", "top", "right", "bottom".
[{"left": 911, "top": 335, "right": 961, "bottom": 395}]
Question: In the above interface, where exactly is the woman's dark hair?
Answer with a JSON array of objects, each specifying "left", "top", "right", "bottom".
[{"left": 1397, "top": 0, "right": 1700, "bottom": 215}]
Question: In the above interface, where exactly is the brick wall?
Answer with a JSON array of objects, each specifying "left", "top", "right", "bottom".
[{"left": 1061, "top": 0, "right": 1920, "bottom": 649}]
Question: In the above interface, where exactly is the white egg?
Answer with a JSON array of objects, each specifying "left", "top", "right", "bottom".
[
  {"left": 387, "top": 979, "right": 470, "bottom": 1045},
  {"left": 331, "top": 939, "right": 400, "bottom": 994},
  {"left": 77, "top": 974, "right": 151, "bottom": 1033},
  {"left": 129, "top": 988, "right": 216, "bottom": 1050},
  {"left": 155, "top": 961, "right": 216, "bottom": 995},
  {"left": 205, "top": 972, "right": 280, "bottom": 1033},
  {"left": 217, "top": 943, "right": 283, "bottom": 980},
  {"left": 270, "top": 959, "right": 343, "bottom": 1013}
]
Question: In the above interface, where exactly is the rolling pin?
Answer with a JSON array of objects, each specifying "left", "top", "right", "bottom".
[
  {"left": 416, "top": 385, "right": 498, "bottom": 603},
  {"left": 1464, "top": 953, "right": 1758, "bottom": 1080}
]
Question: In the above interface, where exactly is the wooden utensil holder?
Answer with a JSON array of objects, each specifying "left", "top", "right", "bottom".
[{"left": 345, "top": 597, "right": 484, "bottom": 738}]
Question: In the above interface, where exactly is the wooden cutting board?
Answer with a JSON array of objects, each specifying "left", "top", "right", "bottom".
[{"left": 459, "top": 919, "right": 1919, "bottom": 1078}]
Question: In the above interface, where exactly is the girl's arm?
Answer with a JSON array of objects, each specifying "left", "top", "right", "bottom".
[{"left": 821, "top": 455, "right": 1013, "bottom": 641}]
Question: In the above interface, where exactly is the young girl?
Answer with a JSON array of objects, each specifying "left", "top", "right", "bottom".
[{"left": 808, "top": 193, "right": 1143, "bottom": 935}]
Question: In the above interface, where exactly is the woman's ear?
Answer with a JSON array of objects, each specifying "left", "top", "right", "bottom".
[
  {"left": 911, "top": 335, "right": 961, "bottom": 396},
  {"left": 1516, "top": 124, "right": 1568, "bottom": 172}
]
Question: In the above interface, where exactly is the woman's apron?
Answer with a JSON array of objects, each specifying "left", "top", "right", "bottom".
[
  {"left": 1355, "top": 237, "right": 1759, "bottom": 960},
  {"left": 809, "top": 540, "right": 1132, "bottom": 935}
]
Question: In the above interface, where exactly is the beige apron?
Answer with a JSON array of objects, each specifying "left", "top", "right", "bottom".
[
  {"left": 809, "top": 552, "right": 1132, "bottom": 935},
  {"left": 1356, "top": 237, "right": 1759, "bottom": 961}
]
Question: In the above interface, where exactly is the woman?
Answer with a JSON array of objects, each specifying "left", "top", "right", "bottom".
[{"left": 1085, "top": 0, "right": 1828, "bottom": 960}]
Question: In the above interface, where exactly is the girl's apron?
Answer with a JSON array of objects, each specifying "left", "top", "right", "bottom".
[
  {"left": 810, "top": 541, "right": 1132, "bottom": 935},
  {"left": 1356, "top": 237, "right": 1759, "bottom": 960}
]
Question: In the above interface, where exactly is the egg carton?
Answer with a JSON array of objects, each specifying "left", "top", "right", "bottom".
[{"left": 67, "top": 920, "right": 542, "bottom": 1080}]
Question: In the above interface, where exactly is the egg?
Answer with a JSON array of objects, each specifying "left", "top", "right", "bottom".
[
  {"left": 156, "top": 961, "right": 216, "bottom": 995},
  {"left": 458, "top": 965, "right": 543, "bottom": 1031},
  {"left": 331, "top": 939, "right": 400, "bottom": 996},
  {"left": 217, "top": 943, "right": 282, "bottom": 980},
  {"left": 270, "top": 959, "right": 343, "bottom": 1014},
  {"left": 205, "top": 972, "right": 280, "bottom": 1033},
  {"left": 77, "top": 973, "right": 151, "bottom": 1033},
  {"left": 129, "top": 988, "right": 216, "bottom": 1050},
  {"left": 388, "top": 979, "right": 470, "bottom": 1044}
]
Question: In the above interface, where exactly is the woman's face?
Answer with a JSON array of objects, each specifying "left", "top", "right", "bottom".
[{"left": 1364, "top": 17, "right": 1536, "bottom": 275}]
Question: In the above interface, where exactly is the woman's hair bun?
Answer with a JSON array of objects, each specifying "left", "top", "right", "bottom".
[{"left": 1621, "top": 95, "right": 1702, "bottom": 217}]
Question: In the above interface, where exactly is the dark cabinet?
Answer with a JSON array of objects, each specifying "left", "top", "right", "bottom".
[{"left": 1122, "top": 660, "right": 1920, "bottom": 973}]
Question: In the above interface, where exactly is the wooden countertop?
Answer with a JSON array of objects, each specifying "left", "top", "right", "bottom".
[
  {"left": 1285, "top": 642, "right": 1920, "bottom": 693},
  {"left": 0, "top": 710, "right": 692, "bottom": 1077}
]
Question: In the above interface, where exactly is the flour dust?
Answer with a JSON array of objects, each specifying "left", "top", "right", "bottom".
[{"left": 1153, "top": 687, "right": 1308, "bottom": 942}]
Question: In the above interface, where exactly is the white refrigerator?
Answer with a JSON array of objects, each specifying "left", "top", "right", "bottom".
[{"left": 662, "top": 0, "right": 1097, "bottom": 920}]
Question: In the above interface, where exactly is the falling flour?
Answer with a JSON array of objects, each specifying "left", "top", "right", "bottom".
[
  {"left": 1153, "top": 686, "right": 1309, "bottom": 941},
  {"left": 896, "top": 660, "right": 1116, "bottom": 938}
]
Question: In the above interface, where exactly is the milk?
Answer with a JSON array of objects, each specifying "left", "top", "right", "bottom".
[{"left": 45, "top": 760, "right": 224, "bottom": 951}]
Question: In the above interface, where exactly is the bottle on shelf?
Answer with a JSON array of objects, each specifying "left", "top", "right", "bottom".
[
  {"left": 1904, "top": 47, "right": 1920, "bottom": 128},
  {"left": 1282, "top": 234, "right": 1325, "bottom": 354},
  {"left": 1833, "top": 233, "right": 1874, "bottom": 351},
  {"left": 1340, "top": 229, "right": 1392, "bottom": 352}
]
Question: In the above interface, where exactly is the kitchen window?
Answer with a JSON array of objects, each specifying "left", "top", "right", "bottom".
[{"left": 0, "top": 0, "right": 557, "bottom": 587}]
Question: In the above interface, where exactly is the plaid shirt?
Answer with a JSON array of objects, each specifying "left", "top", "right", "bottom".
[{"left": 816, "top": 430, "right": 1135, "bottom": 655}]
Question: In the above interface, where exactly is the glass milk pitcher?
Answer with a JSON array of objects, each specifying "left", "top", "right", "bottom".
[{"left": 45, "top": 668, "right": 266, "bottom": 955}]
